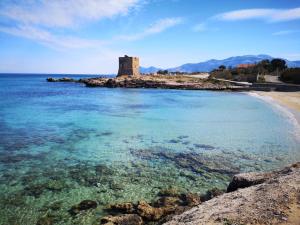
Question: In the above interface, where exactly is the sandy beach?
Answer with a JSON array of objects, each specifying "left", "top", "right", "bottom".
[{"left": 250, "top": 91, "right": 300, "bottom": 134}]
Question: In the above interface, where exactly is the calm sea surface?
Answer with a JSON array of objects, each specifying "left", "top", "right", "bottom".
[{"left": 0, "top": 74, "right": 299, "bottom": 224}]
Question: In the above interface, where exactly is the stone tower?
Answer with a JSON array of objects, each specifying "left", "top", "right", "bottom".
[{"left": 117, "top": 55, "right": 140, "bottom": 77}]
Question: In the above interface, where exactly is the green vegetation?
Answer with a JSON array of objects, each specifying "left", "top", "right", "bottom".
[
  {"left": 209, "top": 58, "right": 294, "bottom": 83},
  {"left": 280, "top": 68, "right": 300, "bottom": 84},
  {"left": 157, "top": 69, "right": 169, "bottom": 75}
]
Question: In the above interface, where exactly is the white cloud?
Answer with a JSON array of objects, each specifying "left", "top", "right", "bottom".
[
  {"left": 272, "top": 7, "right": 300, "bottom": 22},
  {"left": 0, "top": 25, "right": 105, "bottom": 49},
  {"left": 0, "top": 0, "right": 142, "bottom": 28},
  {"left": 117, "top": 17, "right": 183, "bottom": 41},
  {"left": 192, "top": 23, "right": 206, "bottom": 32},
  {"left": 214, "top": 7, "right": 300, "bottom": 22},
  {"left": 272, "top": 30, "right": 299, "bottom": 36}
]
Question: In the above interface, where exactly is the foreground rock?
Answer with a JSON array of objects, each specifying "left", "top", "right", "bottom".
[{"left": 164, "top": 162, "right": 300, "bottom": 225}]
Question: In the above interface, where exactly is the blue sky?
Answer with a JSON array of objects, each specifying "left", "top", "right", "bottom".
[{"left": 0, "top": 0, "right": 300, "bottom": 74}]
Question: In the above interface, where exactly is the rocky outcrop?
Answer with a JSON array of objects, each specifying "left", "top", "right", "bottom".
[
  {"left": 164, "top": 162, "right": 300, "bottom": 225},
  {"left": 226, "top": 171, "right": 272, "bottom": 192},
  {"left": 47, "top": 77, "right": 76, "bottom": 82},
  {"left": 100, "top": 189, "right": 205, "bottom": 225},
  {"left": 101, "top": 214, "right": 143, "bottom": 225},
  {"left": 46, "top": 75, "right": 232, "bottom": 90}
]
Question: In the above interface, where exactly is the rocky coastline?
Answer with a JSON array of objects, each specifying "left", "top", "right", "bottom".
[
  {"left": 47, "top": 75, "right": 233, "bottom": 90},
  {"left": 88, "top": 162, "right": 299, "bottom": 225},
  {"left": 47, "top": 75, "right": 300, "bottom": 92}
]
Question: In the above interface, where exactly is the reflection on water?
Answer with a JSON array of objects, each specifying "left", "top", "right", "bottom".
[{"left": 0, "top": 74, "right": 299, "bottom": 224}]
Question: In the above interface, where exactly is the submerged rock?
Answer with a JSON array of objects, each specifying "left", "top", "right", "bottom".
[
  {"left": 101, "top": 189, "right": 205, "bottom": 225},
  {"left": 137, "top": 201, "right": 165, "bottom": 221},
  {"left": 193, "top": 144, "right": 214, "bottom": 150},
  {"left": 180, "top": 193, "right": 201, "bottom": 207},
  {"left": 36, "top": 215, "right": 54, "bottom": 225},
  {"left": 109, "top": 202, "right": 135, "bottom": 214},
  {"left": 200, "top": 188, "right": 224, "bottom": 201},
  {"left": 158, "top": 188, "right": 180, "bottom": 197},
  {"left": 69, "top": 200, "right": 97, "bottom": 215},
  {"left": 100, "top": 214, "right": 143, "bottom": 225}
]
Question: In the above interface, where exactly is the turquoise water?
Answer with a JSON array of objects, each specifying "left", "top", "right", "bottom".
[{"left": 0, "top": 74, "right": 299, "bottom": 224}]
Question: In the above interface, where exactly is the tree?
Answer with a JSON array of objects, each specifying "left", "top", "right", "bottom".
[
  {"left": 258, "top": 59, "right": 271, "bottom": 73},
  {"left": 270, "top": 59, "right": 287, "bottom": 72},
  {"left": 157, "top": 70, "right": 169, "bottom": 75},
  {"left": 280, "top": 68, "right": 300, "bottom": 84},
  {"left": 218, "top": 65, "right": 226, "bottom": 70}
]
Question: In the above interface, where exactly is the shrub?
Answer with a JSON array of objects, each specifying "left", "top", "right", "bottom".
[{"left": 280, "top": 68, "right": 300, "bottom": 84}]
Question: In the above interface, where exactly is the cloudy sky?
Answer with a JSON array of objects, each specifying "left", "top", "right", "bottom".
[{"left": 0, "top": 0, "right": 300, "bottom": 74}]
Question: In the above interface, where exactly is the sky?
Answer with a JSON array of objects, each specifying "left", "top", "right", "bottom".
[{"left": 0, "top": 0, "right": 300, "bottom": 74}]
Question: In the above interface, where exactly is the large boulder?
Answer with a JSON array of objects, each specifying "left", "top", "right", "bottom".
[
  {"left": 164, "top": 162, "right": 300, "bottom": 225},
  {"left": 227, "top": 162, "right": 300, "bottom": 192},
  {"left": 227, "top": 172, "right": 272, "bottom": 192}
]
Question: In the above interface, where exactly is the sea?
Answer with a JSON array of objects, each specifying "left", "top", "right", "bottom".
[{"left": 0, "top": 74, "right": 299, "bottom": 224}]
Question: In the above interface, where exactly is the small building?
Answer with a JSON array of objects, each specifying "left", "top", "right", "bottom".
[
  {"left": 237, "top": 64, "right": 255, "bottom": 69},
  {"left": 117, "top": 55, "right": 140, "bottom": 77}
]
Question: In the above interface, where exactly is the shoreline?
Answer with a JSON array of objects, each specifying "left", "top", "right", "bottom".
[{"left": 248, "top": 91, "right": 300, "bottom": 139}]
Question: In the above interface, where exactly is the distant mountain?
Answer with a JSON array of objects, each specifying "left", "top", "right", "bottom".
[
  {"left": 140, "top": 55, "right": 300, "bottom": 73},
  {"left": 287, "top": 60, "right": 300, "bottom": 68},
  {"left": 140, "top": 66, "right": 161, "bottom": 74}
]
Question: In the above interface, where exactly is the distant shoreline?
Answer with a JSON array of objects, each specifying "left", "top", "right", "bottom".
[{"left": 46, "top": 75, "right": 300, "bottom": 92}]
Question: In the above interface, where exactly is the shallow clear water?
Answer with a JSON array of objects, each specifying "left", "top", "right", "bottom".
[{"left": 0, "top": 74, "right": 299, "bottom": 224}]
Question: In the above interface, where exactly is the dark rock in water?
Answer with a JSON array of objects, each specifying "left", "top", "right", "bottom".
[
  {"left": 46, "top": 179, "right": 68, "bottom": 191},
  {"left": 181, "top": 141, "right": 190, "bottom": 145},
  {"left": 47, "top": 77, "right": 76, "bottom": 82},
  {"left": 109, "top": 202, "right": 135, "bottom": 214},
  {"left": 96, "top": 131, "right": 113, "bottom": 137},
  {"left": 48, "top": 201, "right": 63, "bottom": 211},
  {"left": 137, "top": 201, "right": 165, "bottom": 221},
  {"left": 1, "top": 193, "right": 26, "bottom": 206},
  {"left": 200, "top": 188, "right": 224, "bottom": 201},
  {"left": 69, "top": 200, "right": 97, "bottom": 215},
  {"left": 193, "top": 144, "right": 215, "bottom": 150},
  {"left": 153, "top": 151, "right": 239, "bottom": 176},
  {"left": 0, "top": 152, "right": 47, "bottom": 164},
  {"left": 95, "top": 164, "right": 114, "bottom": 176},
  {"left": 109, "top": 181, "right": 125, "bottom": 191},
  {"left": 180, "top": 193, "right": 201, "bottom": 206},
  {"left": 46, "top": 77, "right": 56, "bottom": 82},
  {"left": 158, "top": 188, "right": 180, "bottom": 197},
  {"left": 227, "top": 172, "right": 272, "bottom": 192},
  {"left": 155, "top": 196, "right": 182, "bottom": 208},
  {"left": 36, "top": 215, "right": 54, "bottom": 225},
  {"left": 178, "top": 135, "right": 189, "bottom": 139},
  {"left": 168, "top": 139, "right": 181, "bottom": 144},
  {"left": 23, "top": 183, "right": 46, "bottom": 197},
  {"left": 100, "top": 214, "right": 143, "bottom": 225}
]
